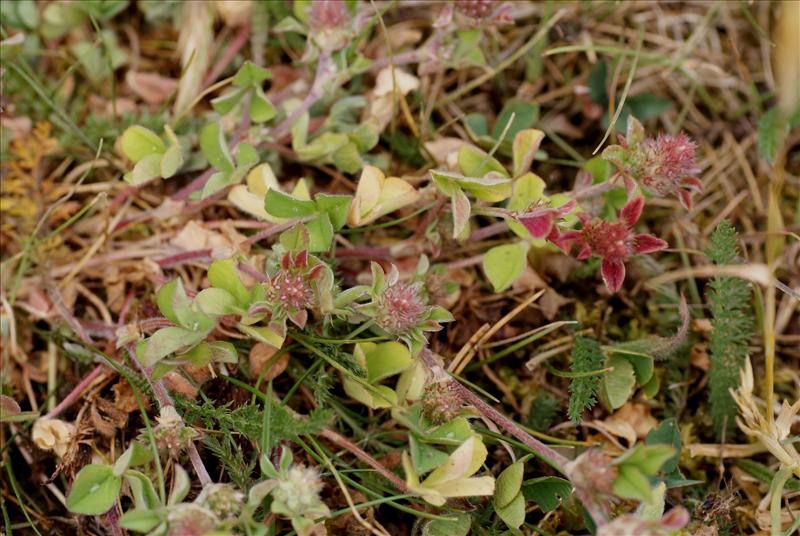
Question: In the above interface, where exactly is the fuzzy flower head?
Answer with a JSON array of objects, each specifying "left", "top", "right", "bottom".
[
  {"left": 151, "top": 406, "right": 198, "bottom": 453},
  {"left": 251, "top": 447, "right": 330, "bottom": 535},
  {"left": 602, "top": 115, "right": 703, "bottom": 209},
  {"left": 267, "top": 250, "right": 324, "bottom": 329},
  {"left": 516, "top": 198, "right": 577, "bottom": 240},
  {"left": 360, "top": 263, "right": 454, "bottom": 354},
  {"left": 421, "top": 381, "right": 464, "bottom": 425},
  {"left": 195, "top": 483, "right": 244, "bottom": 520},
  {"left": 307, "top": 0, "right": 355, "bottom": 53},
  {"left": 165, "top": 503, "right": 219, "bottom": 536},
  {"left": 554, "top": 196, "right": 667, "bottom": 292}
]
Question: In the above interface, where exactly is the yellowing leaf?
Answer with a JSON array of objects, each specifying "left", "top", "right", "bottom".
[
  {"left": 403, "top": 436, "right": 495, "bottom": 506},
  {"left": 347, "top": 165, "right": 419, "bottom": 226}
]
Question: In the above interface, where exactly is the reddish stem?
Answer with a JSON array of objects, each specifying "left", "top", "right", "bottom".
[
  {"left": 157, "top": 249, "right": 213, "bottom": 268},
  {"left": 202, "top": 24, "right": 252, "bottom": 89},
  {"left": 45, "top": 365, "right": 105, "bottom": 419}
]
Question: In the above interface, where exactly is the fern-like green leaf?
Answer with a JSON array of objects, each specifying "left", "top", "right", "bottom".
[
  {"left": 706, "top": 220, "right": 753, "bottom": 438},
  {"left": 567, "top": 336, "right": 604, "bottom": 422}
]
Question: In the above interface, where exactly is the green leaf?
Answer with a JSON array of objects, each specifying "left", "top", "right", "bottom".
[
  {"left": 250, "top": 87, "right": 276, "bottom": 123},
  {"left": 199, "top": 122, "right": 234, "bottom": 172},
  {"left": 512, "top": 129, "right": 545, "bottom": 177},
  {"left": 451, "top": 187, "right": 471, "bottom": 240},
  {"left": 495, "top": 491, "right": 526, "bottom": 531},
  {"left": 127, "top": 153, "right": 163, "bottom": 185},
  {"left": 332, "top": 142, "right": 363, "bottom": 174},
  {"left": 168, "top": 465, "right": 190, "bottom": 505},
  {"left": 306, "top": 212, "right": 334, "bottom": 252},
  {"left": 211, "top": 88, "right": 246, "bottom": 115},
  {"left": 638, "top": 481, "right": 667, "bottom": 520},
  {"left": 604, "top": 355, "right": 636, "bottom": 410},
  {"left": 112, "top": 442, "right": 152, "bottom": 477},
  {"left": 160, "top": 141, "right": 183, "bottom": 178},
  {"left": 233, "top": 61, "right": 272, "bottom": 87},
  {"left": 120, "top": 126, "right": 166, "bottom": 162},
  {"left": 365, "top": 342, "right": 413, "bottom": 383},
  {"left": 507, "top": 172, "right": 547, "bottom": 239},
  {"left": 314, "top": 193, "right": 352, "bottom": 230},
  {"left": 492, "top": 98, "right": 539, "bottom": 141},
  {"left": 119, "top": 509, "right": 162, "bottom": 532},
  {"left": 195, "top": 288, "right": 239, "bottom": 316},
  {"left": 140, "top": 327, "right": 208, "bottom": 367},
  {"left": 483, "top": 243, "right": 528, "bottom": 292},
  {"left": 612, "top": 465, "right": 653, "bottom": 503},
  {"left": 646, "top": 418, "right": 681, "bottom": 475},
  {"left": 495, "top": 461, "right": 524, "bottom": 509},
  {"left": 237, "top": 324, "right": 285, "bottom": 348},
  {"left": 410, "top": 436, "right": 450, "bottom": 475},
  {"left": 236, "top": 142, "right": 259, "bottom": 167},
  {"left": 465, "top": 113, "right": 489, "bottom": 137},
  {"left": 264, "top": 189, "right": 317, "bottom": 219},
  {"left": 421, "top": 513, "right": 471, "bottom": 536},
  {"left": 66, "top": 464, "right": 122, "bottom": 515},
  {"left": 457, "top": 145, "right": 508, "bottom": 179},
  {"left": 757, "top": 107, "right": 785, "bottom": 164},
  {"left": 521, "top": 476, "right": 571, "bottom": 513},
  {"left": 125, "top": 470, "right": 160, "bottom": 511},
  {"left": 614, "top": 444, "right": 675, "bottom": 476},
  {"left": 156, "top": 279, "right": 180, "bottom": 324},
  {"left": 207, "top": 259, "right": 250, "bottom": 306}
]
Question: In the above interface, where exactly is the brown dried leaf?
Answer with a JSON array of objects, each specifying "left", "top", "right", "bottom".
[
  {"left": 249, "top": 342, "right": 289, "bottom": 380},
  {"left": 126, "top": 71, "right": 178, "bottom": 105}
]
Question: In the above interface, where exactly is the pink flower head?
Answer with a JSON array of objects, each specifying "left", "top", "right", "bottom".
[
  {"left": 377, "top": 281, "right": 428, "bottom": 335},
  {"left": 602, "top": 116, "right": 703, "bottom": 210},
  {"left": 516, "top": 199, "right": 577, "bottom": 240},
  {"left": 268, "top": 251, "right": 324, "bottom": 328},
  {"left": 638, "top": 133, "right": 703, "bottom": 210},
  {"left": 553, "top": 196, "right": 667, "bottom": 293}
]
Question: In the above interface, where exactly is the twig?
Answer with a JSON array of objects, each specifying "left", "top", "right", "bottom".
[
  {"left": 419, "top": 348, "right": 608, "bottom": 527},
  {"left": 320, "top": 428, "right": 408, "bottom": 493},
  {"left": 45, "top": 365, "right": 105, "bottom": 419},
  {"left": 202, "top": 23, "right": 252, "bottom": 89},
  {"left": 126, "top": 346, "right": 213, "bottom": 486}
]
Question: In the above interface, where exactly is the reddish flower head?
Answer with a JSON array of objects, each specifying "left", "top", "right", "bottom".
[
  {"left": 268, "top": 251, "right": 323, "bottom": 328},
  {"left": 553, "top": 196, "right": 667, "bottom": 292},
  {"left": 376, "top": 281, "right": 428, "bottom": 335},
  {"left": 602, "top": 116, "right": 703, "bottom": 210},
  {"left": 516, "top": 199, "right": 576, "bottom": 240}
]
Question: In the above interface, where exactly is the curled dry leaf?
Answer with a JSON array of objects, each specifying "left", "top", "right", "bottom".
[
  {"left": 347, "top": 166, "right": 420, "bottom": 227},
  {"left": 368, "top": 67, "right": 420, "bottom": 131},
  {"left": 249, "top": 342, "right": 289, "bottom": 380},
  {"left": 424, "top": 137, "right": 468, "bottom": 168},
  {"left": 32, "top": 418, "right": 76, "bottom": 457},
  {"left": 171, "top": 220, "right": 246, "bottom": 260},
  {"left": 606, "top": 402, "right": 658, "bottom": 440},
  {"left": 126, "top": 71, "right": 179, "bottom": 105}
]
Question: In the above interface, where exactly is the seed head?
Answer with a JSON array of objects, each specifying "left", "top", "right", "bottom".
[
  {"left": 272, "top": 465, "right": 327, "bottom": 518},
  {"left": 376, "top": 281, "right": 427, "bottom": 335}
]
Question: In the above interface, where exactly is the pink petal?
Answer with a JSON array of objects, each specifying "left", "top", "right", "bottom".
[
  {"left": 295, "top": 250, "right": 308, "bottom": 269},
  {"left": 556, "top": 199, "right": 577, "bottom": 215},
  {"left": 633, "top": 234, "right": 668, "bottom": 254},
  {"left": 519, "top": 213, "right": 554, "bottom": 239},
  {"left": 288, "top": 308, "right": 308, "bottom": 329},
  {"left": 577, "top": 212, "right": 592, "bottom": 225},
  {"left": 601, "top": 259, "right": 626, "bottom": 292},
  {"left": 624, "top": 176, "right": 637, "bottom": 198},
  {"left": 681, "top": 177, "right": 704, "bottom": 193},
  {"left": 620, "top": 196, "right": 645, "bottom": 228},
  {"left": 677, "top": 189, "right": 693, "bottom": 211},
  {"left": 576, "top": 243, "right": 592, "bottom": 260},
  {"left": 550, "top": 230, "right": 579, "bottom": 253}
]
